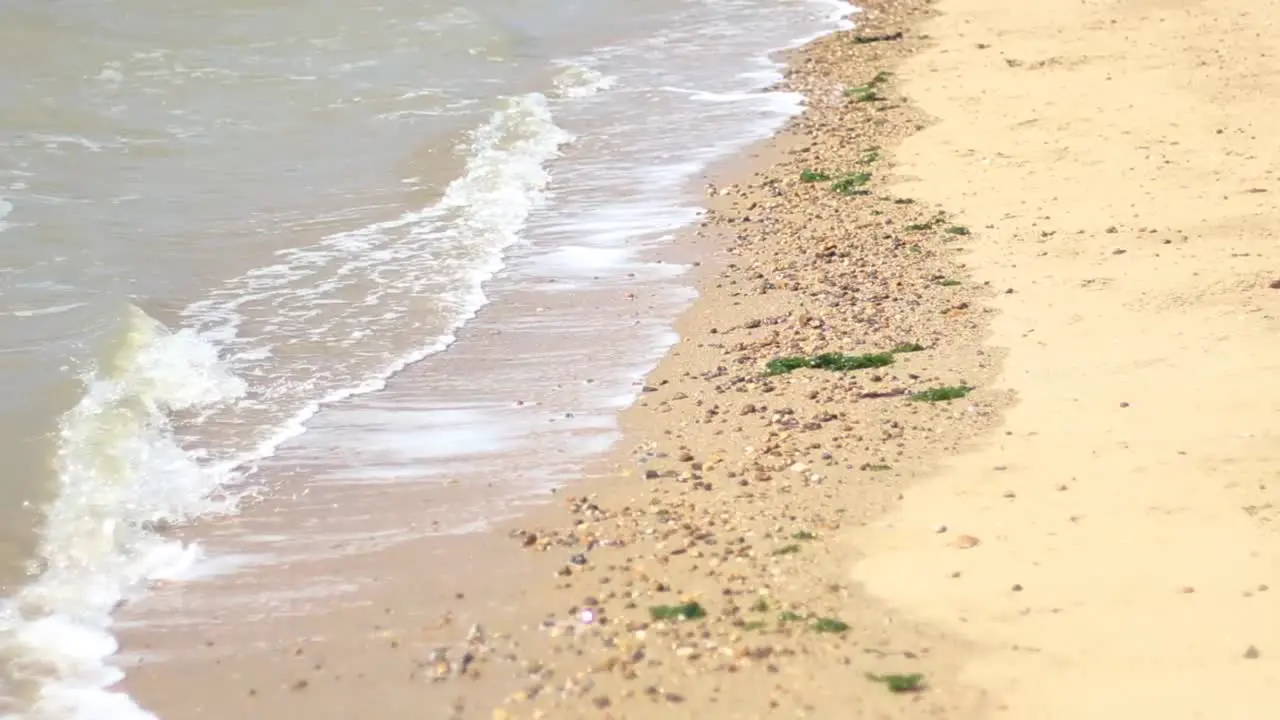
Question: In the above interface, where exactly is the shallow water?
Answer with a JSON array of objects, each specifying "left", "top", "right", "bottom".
[{"left": 0, "top": 0, "right": 852, "bottom": 716}]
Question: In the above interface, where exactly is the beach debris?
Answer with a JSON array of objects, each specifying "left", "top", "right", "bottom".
[{"left": 852, "top": 31, "right": 905, "bottom": 44}]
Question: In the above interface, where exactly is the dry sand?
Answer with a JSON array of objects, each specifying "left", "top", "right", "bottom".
[
  {"left": 123, "top": 0, "right": 1280, "bottom": 717},
  {"left": 855, "top": 0, "right": 1280, "bottom": 717}
]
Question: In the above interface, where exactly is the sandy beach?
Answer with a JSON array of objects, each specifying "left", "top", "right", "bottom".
[{"left": 119, "top": 0, "right": 1280, "bottom": 717}]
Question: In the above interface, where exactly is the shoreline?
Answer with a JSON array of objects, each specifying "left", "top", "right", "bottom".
[
  {"left": 123, "top": 0, "right": 1007, "bottom": 716},
  {"left": 123, "top": 0, "right": 1280, "bottom": 716},
  {"left": 114, "top": 0, "right": 1280, "bottom": 715}
]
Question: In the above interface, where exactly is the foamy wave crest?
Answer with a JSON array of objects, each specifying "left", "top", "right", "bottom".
[
  {"left": 552, "top": 63, "right": 616, "bottom": 99},
  {"left": 0, "top": 198, "right": 12, "bottom": 233},
  {"left": 0, "top": 305, "right": 246, "bottom": 720},
  {"left": 0, "top": 92, "right": 572, "bottom": 719},
  {"left": 183, "top": 93, "right": 572, "bottom": 464}
]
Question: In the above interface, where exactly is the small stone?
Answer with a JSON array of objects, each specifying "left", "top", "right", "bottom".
[
  {"left": 1119, "top": 401, "right": 1130, "bottom": 408},
  {"left": 953, "top": 535, "right": 980, "bottom": 549},
  {"left": 1269, "top": 279, "right": 1280, "bottom": 290},
  {"left": 1245, "top": 646, "right": 1261, "bottom": 659},
  {"left": 677, "top": 451, "right": 695, "bottom": 462},
  {"left": 1180, "top": 586, "right": 1195, "bottom": 594},
  {"left": 1011, "top": 584, "right": 1024, "bottom": 592},
  {"left": 935, "top": 524, "right": 948, "bottom": 534}
]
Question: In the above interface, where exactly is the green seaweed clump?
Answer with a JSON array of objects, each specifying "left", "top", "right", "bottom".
[
  {"left": 866, "top": 673, "right": 925, "bottom": 693},
  {"left": 649, "top": 602, "right": 707, "bottom": 621},
  {"left": 831, "top": 172, "right": 872, "bottom": 196},
  {"left": 909, "top": 385, "right": 972, "bottom": 402},
  {"left": 813, "top": 617, "right": 850, "bottom": 633},
  {"left": 764, "top": 352, "right": 894, "bottom": 376}
]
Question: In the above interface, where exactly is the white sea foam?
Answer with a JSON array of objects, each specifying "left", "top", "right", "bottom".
[
  {"left": 183, "top": 91, "right": 574, "bottom": 466},
  {"left": 30, "top": 136, "right": 109, "bottom": 153},
  {"left": 0, "top": 198, "right": 11, "bottom": 233},
  {"left": 552, "top": 63, "right": 617, "bottom": 99},
  {"left": 5, "top": 303, "right": 88, "bottom": 319},
  {"left": 0, "top": 93, "right": 574, "bottom": 719},
  {"left": 0, "top": 305, "right": 244, "bottom": 720}
]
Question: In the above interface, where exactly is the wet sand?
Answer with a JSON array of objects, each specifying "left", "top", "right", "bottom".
[{"left": 121, "top": 0, "right": 1280, "bottom": 717}]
